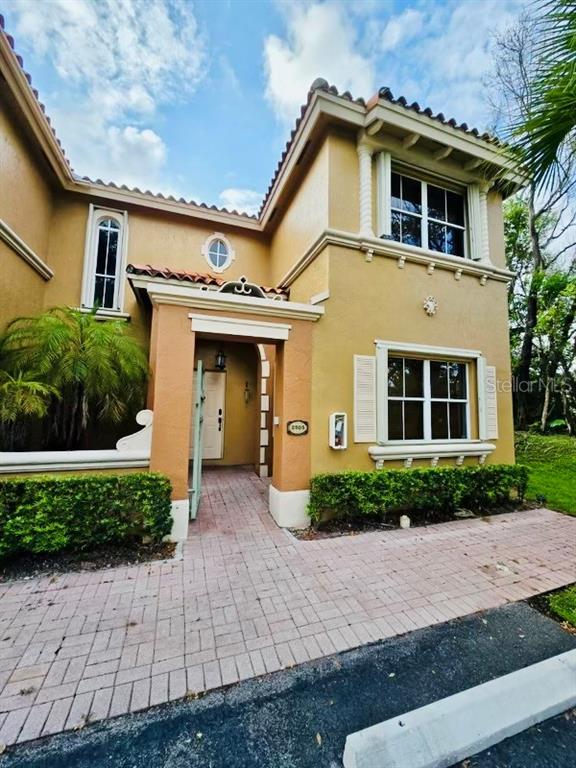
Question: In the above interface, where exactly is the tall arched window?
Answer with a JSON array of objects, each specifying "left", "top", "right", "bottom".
[
  {"left": 94, "top": 218, "right": 120, "bottom": 309},
  {"left": 81, "top": 207, "right": 128, "bottom": 313}
]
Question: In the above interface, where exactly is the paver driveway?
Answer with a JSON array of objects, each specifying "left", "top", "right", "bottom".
[{"left": 0, "top": 467, "right": 574, "bottom": 747}]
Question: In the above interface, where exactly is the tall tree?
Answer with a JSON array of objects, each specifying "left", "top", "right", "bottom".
[
  {"left": 0, "top": 308, "right": 148, "bottom": 449},
  {"left": 488, "top": 15, "right": 576, "bottom": 429},
  {"left": 507, "top": 1, "right": 576, "bottom": 188}
]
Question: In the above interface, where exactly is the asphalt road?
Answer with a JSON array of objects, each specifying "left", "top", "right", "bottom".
[{"left": 2, "top": 601, "right": 575, "bottom": 768}]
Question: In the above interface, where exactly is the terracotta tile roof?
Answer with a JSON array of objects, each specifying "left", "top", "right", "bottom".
[
  {"left": 0, "top": 15, "right": 256, "bottom": 222},
  {"left": 2, "top": 16, "right": 502, "bottom": 227},
  {"left": 0, "top": 14, "right": 71, "bottom": 170},
  {"left": 257, "top": 78, "right": 500, "bottom": 218},
  {"left": 126, "top": 264, "right": 288, "bottom": 297}
]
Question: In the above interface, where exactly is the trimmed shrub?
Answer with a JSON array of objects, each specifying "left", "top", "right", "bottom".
[
  {"left": 308, "top": 464, "right": 529, "bottom": 524},
  {"left": 0, "top": 472, "right": 172, "bottom": 557}
]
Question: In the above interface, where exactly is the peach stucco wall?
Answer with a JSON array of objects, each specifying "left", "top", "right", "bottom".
[
  {"left": 306, "top": 245, "right": 514, "bottom": 476},
  {"left": 0, "top": 102, "right": 54, "bottom": 328}
]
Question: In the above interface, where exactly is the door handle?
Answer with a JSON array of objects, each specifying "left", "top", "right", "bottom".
[{"left": 218, "top": 416, "right": 223, "bottom": 432}]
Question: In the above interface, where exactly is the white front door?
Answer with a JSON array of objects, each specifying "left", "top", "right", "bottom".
[{"left": 190, "top": 370, "right": 225, "bottom": 460}]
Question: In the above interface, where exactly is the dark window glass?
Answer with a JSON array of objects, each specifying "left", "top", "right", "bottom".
[
  {"left": 431, "top": 402, "right": 449, "bottom": 439},
  {"left": 94, "top": 276, "right": 105, "bottom": 307},
  {"left": 445, "top": 226, "right": 464, "bottom": 257},
  {"left": 388, "top": 357, "right": 403, "bottom": 396},
  {"left": 450, "top": 402, "right": 467, "bottom": 439},
  {"left": 401, "top": 213, "right": 422, "bottom": 247},
  {"left": 391, "top": 210, "right": 402, "bottom": 243},
  {"left": 391, "top": 173, "right": 402, "bottom": 210},
  {"left": 404, "top": 402, "right": 424, "bottom": 439},
  {"left": 428, "top": 185, "right": 445, "bottom": 221},
  {"left": 428, "top": 221, "right": 446, "bottom": 253},
  {"left": 96, "top": 231, "right": 108, "bottom": 274},
  {"left": 447, "top": 191, "right": 464, "bottom": 225},
  {"left": 388, "top": 401, "right": 403, "bottom": 440},
  {"left": 402, "top": 177, "right": 422, "bottom": 214},
  {"left": 404, "top": 358, "right": 423, "bottom": 397},
  {"left": 431, "top": 362, "right": 449, "bottom": 398},
  {"left": 105, "top": 232, "right": 118, "bottom": 275},
  {"left": 449, "top": 363, "right": 467, "bottom": 399}
]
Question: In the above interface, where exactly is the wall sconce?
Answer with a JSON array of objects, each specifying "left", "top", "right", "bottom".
[
  {"left": 215, "top": 349, "right": 227, "bottom": 371},
  {"left": 244, "top": 381, "right": 252, "bottom": 404}
]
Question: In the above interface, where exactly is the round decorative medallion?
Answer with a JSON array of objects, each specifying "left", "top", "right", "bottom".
[{"left": 423, "top": 296, "right": 438, "bottom": 316}]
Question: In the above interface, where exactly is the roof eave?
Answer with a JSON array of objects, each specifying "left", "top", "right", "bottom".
[{"left": 0, "top": 29, "right": 74, "bottom": 187}]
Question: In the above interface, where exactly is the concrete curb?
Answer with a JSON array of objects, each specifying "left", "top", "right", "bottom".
[{"left": 343, "top": 648, "right": 576, "bottom": 768}]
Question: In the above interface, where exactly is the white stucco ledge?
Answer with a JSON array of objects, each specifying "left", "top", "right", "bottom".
[
  {"left": 269, "top": 485, "right": 310, "bottom": 528},
  {"left": 0, "top": 409, "right": 153, "bottom": 474},
  {"left": 368, "top": 441, "right": 496, "bottom": 469},
  {"left": 343, "top": 649, "right": 576, "bottom": 768},
  {"left": 167, "top": 499, "right": 189, "bottom": 543}
]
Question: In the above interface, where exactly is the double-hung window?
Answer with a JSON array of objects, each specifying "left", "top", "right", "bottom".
[
  {"left": 81, "top": 206, "right": 128, "bottom": 313},
  {"left": 390, "top": 171, "right": 467, "bottom": 258},
  {"left": 387, "top": 356, "right": 469, "bottom": 442}
]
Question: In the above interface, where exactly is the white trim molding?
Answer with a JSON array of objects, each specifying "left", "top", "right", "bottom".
[
  {"left": 269, "top": 485, "right": 310, "bottom": 528},
  {"left": 134, "top": 280, "right": 324, "bottom": 321},
  {"left": 368, "top": 441, "right": 496, "bottom": 469},
  {"left": 0, "top": 218, "right": 53, "bottom": 280},
  {"left": 190, "top": 314, "right": 292, "bottom": 341},
  {"left": 374, "top": 340, "right": 490, "bottom": 455},
  {"left": 81, "top": 204, "right": 129, "bottom": 313},
  {"left": 201, "top": 232, "right": 236, "bottom": 273},
  {"left": 279, "top": 228, "right": 513, "bottom": 290}
]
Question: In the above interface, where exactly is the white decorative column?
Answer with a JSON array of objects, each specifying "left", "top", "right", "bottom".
[{"left": 357, "top": 141, "right": 374, "bottom": 238}]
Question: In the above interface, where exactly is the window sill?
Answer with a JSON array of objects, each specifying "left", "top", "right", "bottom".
[
  {"left": 77, "top": 307, "right": 130, "bottom": 321},
  {"left": 368, "top": 441, "right": 495, "bottom": 469}
]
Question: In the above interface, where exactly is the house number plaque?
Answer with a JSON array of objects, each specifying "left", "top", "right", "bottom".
[{"left": 287, "top": 420, "right": 309, "bottom": 436}]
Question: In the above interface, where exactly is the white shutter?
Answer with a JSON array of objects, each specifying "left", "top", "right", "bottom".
[
  {"left": 485, "top": 365, "right": 499, "bottom": 439},
  {"left": 354, "top": 355, "right": 376, "bottom": 443}
]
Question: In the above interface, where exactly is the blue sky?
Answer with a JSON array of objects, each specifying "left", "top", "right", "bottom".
[{"left": 3, "top": 0, "right": 528, "bottom": 215}]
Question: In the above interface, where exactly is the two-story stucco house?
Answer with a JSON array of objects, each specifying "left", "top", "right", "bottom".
[{"left": 0, "top": 18, "right": 522, "bottom": 534}]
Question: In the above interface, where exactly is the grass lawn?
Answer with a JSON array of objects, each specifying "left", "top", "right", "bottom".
[
  {"left": 515, "top": 432, "right": 576, "bottom": 517},
  {"left": 548, "top": 585, "right": 576, "bottom": 627}
]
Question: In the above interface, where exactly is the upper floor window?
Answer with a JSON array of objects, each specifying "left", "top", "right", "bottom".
[
  {"left": 202, "top": 233, "right": 235, "bottom": 273},
  {"left": 390, "top": 171, "right": 467, "bottom": 258},
  {"left": 82, "top": 207, "right": 127, "bottom": 313}
]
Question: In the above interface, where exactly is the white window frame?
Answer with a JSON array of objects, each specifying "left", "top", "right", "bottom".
[
  {"left": 81, "top": 205, "right": 129, "bottom": 314},
  {"left": 201, "top": 232, "right": 235, "bottom": 273},
  {"left": 387, "top": 356, "right": 470, "bottom": 443},
  {"left": 376, "top": 341, "right": 486, "bottom": 446},
  {"left": 390, "top": 168, "right": 468, "bottom": 258}
]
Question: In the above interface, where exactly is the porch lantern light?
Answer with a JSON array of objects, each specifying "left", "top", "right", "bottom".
[{"left": 215, "top": 349, "right": 227, "bottom": 371}]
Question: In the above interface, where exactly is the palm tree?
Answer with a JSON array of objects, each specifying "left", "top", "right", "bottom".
[
  {"left": 1, "top": 307, "right": 148, "bottom": 449},
  {"left": 0, "top": 371, "right": 58, "bottom": 451},
  {"left": 508, "top": 1, "right": 576, "bottom": 187}
]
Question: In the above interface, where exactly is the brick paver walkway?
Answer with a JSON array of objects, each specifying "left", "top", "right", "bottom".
[{"left": 0, "top": 467, "right": 574, "bottom": 746}]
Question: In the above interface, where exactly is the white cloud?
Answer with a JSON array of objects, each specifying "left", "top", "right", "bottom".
[
  {"left": 219, "top": 188, "right": 263, "bottom": 216},
  {"left": 5, "top": 0, "right": 206, "bottom": 187},
  {"left": 370, "top": 0, "right": 525, "bottom": 131},
  {"left": 381, "top": 9, "right": 424, "bottom": 52},
  {"left": 264, "top": 3, "right": 375, "bottom": 123}
]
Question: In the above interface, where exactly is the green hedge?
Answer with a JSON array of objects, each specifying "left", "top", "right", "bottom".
[
  {"left": 308, "top": 464, "right": 529, "bottom": 524},
  {"left": 0, "top": 472, "right": 172, "bottom": 557}
]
